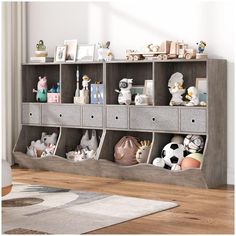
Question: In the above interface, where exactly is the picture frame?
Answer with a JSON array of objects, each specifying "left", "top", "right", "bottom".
[
  {"left": 196, "top": 78, "right": 207, "bottom": 102},
  {"left": 144, "top": 80, "right": 153, "bottom": 105},
  {"left": 54, "top": 46, "right": 67, "bottom": 62},
  {"left": 130, "top": 85, "right": 144, "bottom": 104},
  {"left": 76, "top": 44, "right": 95, "bottom": 61},
  {"left": 64, "top": 39, "right": 78, "bottom": 62}
]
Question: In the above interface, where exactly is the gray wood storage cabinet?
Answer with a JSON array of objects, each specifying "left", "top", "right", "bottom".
[{"left": 14, "top": 59, "right": 227, "bottom": 188}]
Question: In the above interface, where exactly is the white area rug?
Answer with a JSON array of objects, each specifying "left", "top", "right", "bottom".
[{"left": 2, "top": 183, "right": 178, "bottom": 234}]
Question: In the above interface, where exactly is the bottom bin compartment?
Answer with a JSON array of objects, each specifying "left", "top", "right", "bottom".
[{"left": 55, "top": 128, "right": 104, "bottom": 160}]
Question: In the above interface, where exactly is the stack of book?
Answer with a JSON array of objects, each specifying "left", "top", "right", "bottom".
[{"left": 30, "top": 57, "right": 54, "bottom": 63}]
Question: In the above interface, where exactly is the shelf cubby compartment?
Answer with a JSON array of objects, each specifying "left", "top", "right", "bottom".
[
  {"left": 106, "top": 62, "right": 153, "bottom": 104},
  {"left": 61, "top": 63, "right": 104, "bottom": 103},
  {"left": 55, "top": 127, "right": 104, "bottom": 160},
  {"left": 99, "top": 130, "right": 153, "bottom": 163},
  {"left": 22, "top": 64, "right": 60, "bottom": 103},
  {"left": 154, "top": 61, "right": 207, "bottom": 106},
  {"left": 13, "top": 125, "right": 60, "bottom": 169}
]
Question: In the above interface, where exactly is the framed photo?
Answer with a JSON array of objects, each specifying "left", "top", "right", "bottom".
[
  {"left": 196, "top": 78, "right": 207, "bottom": 102},
  {"left": 54, "top": 46, "right": 67, "bottom": 62},
  {"left": 64, "top": 39, "right": 78, "bottom": 62},
  {"left": 130, "top": 85, "right": 144, "bottom": 104},
  {"left": 144, "top": 80, "right": 153, "bottom": 105},
  {"left": 76, "top": 44, "right": 95, "bottom": 61}
]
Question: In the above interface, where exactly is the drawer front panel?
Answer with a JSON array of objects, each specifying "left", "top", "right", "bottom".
[
  {"left": 106, "top": 106, "right": 128, "bottom": 129},
  {"left": 42, "top": 105, "right": 81, "bottom": 126},
  {"left": 22, "top": 104, "right": 41, "bottom": 124},
  {"left": 130, "top": 107, "right": 179, "bottom": 131},
  {"left": 180, "top": 108, "right": 207, "bottom": 133},
  {"left": 82, "top": 106, "right": 103, "bottom": 127}
]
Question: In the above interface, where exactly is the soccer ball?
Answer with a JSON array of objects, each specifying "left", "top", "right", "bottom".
[
  {"left": 161, "top": 142, "right": 185, "bottom": 168},
  {"left": 184, "top": 135, "right": 204, "bottom": 153}
]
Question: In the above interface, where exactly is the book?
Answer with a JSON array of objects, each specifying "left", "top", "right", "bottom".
[{"left": 30, "top": 57, "right": 54, "bottom": 63}]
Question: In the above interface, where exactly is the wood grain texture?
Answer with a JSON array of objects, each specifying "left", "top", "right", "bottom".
[{"left": 11, "top": 168, "right": 234, "bottom": 234}]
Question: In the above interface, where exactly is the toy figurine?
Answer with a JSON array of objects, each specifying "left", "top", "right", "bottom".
[
  {"left": 33, "top": 76, "right": 47, "bottom": 102},
  {"left": 168, "top": 72, "right": 185, "bottom": 106},
  {"left": 74, "top": 75, "right": 90, "bottom": 104},
  {"left": 82, "top": 75, "right": 91, "bottom": 90},
  {"left": 115, "top": 78, "right": 133, "bottom": 105},
  {"left": 35, "top": 40, "right": 48, "bottom": 57},
  {"left": 74, "top": 66, "right": 80, "bottom": 97},
  {"left": 196, "top": 41, "right": 206, "bottom": 54},
  {"left": 136, "top": 140, "right": 151, "bottom": 163},
  {"left": 98, "top": 41, "right": 113, "bottom": 61},
  {"left": 185, "top": 86, "right": 199, "bottom": 106},
  {"left": 135, "top": 94, "right": 149, "bottom": 105}
]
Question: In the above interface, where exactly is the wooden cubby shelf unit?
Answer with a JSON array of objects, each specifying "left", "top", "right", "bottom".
[{"left": 14, "top": 59, "right": 227, "bottom": 188}]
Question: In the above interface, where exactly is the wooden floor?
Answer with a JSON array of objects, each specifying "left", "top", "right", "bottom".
[{"left": 12, "top": 168, "right": 234, "bottom": 234}]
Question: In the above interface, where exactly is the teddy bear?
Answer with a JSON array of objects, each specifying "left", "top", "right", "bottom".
[{"left": 41, "top": 132, "right": 58, "bottom": 146}]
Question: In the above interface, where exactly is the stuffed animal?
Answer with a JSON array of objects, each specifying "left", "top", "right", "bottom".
[
  {"left": 185, "top": 86, "right": 199, "bottom": 106},
  {"left": 41, "top": 132, "right": 58, "bottom": 146},
  {"left": 136, "top": 140, "right": 151, "bottom": 163},
  {"left": 196, "top": 41, "right": 206, "bottom": 54},
  {"left": 80, "top": 130, "right": 98, "bottom": 151},
  {"left": 115, "top": 78, "right": 133, "bottom": 105},
  {"left": 27, "top": 140, "right": 46, "bottom": 157},
  {"left": 66, "top": 150, "right": 87, "bottom": 162},
  {"left": 33, "top": 76, "right": 48, "bottom": 102}
]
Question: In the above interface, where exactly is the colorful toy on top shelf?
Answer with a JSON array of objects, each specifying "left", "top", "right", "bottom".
[
  {"left": 168, "top": 72, "right": 185, "bottom": 106},
  {"left": 196, "top": 41, "right": 207, "bottom": 59},
  {"left": 35, "top": 40, "right": 48, "bottom": 57},
  {"left": 115, "top": 78, "right": 133, "bottom": 105},
  {"left": 184, "top": 134, "right": 204, "bottom": 153},
  {"left": 185, "top": 86, "right": 199, "bottom": 106},
  {"left": 33, "top": 76, "right": 48, "bottom": 102},
  {"left": 98, "top": 41, "right": 113, "bottom": 61},
  {"left": 136, "top": 140, "right": 151, "bottom": 163},
  {"left": 114, "top": 136, "right": 139, "bottom": 166}
]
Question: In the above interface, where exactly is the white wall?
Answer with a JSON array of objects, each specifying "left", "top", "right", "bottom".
[{"left": 27, "top": 0, "right": 235, "bottom": 184}]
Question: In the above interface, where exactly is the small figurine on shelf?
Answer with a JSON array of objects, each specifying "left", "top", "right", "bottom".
[
  {"left": 168, "top": 72, "right": 185, "bottom": 106},
  {"left": 74, "top": 74, "right": 90, "bottom": 104},
  {"left": 98, "top": 41, "right": 113, "bottom": 61},
  {"left": 134, "top": 94, "right": 149, "bottom": 105},
  {"left": 35, "top": 40, "right": 48, "bottom": 57},
  {"left": 185, "top": 86, "right": 199, "bottom": 106},
  {"left": 196, "top": 41, "right": 207, "bottom": 59},
  {"left": 33, "top": 76, "right": 48, "bottom": 102},
  {"left": 47, "top": 84, "right": 60, "bottom": 103},
  {"left": 115, "top": 78, "right": 133, "bottom": 105}
]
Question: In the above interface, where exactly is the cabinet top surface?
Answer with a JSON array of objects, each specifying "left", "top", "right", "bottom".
[{"left": 22, "top": 58, "right": 225, "bottom": 66}]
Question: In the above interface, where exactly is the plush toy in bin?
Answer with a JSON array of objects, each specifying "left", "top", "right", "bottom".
[
  {"left": 181, "top": 153, "right": 203, "bottom": 170},
  {"left": 135, "top": 140, "right": 151, "bottom": 163},
  {"left": 33, "top": 76, "right": 48, "bottom": 102},
  {"left": 114, "top": 136, "right": 140, "bottom": 165}
]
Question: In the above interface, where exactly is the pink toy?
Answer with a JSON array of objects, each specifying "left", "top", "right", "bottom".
[
  {"left": 47, "top": 93, "right": 61, "bottom": 103},
  {"left": 33, "top": 76, "right": 48, "bottom": 102}
]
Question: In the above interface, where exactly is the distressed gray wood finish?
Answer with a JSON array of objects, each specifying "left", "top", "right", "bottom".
[
  {"left": 201, "top": 59, "right": 227, "bottom": 188},
  {"left": 180, "top": 108, "right": 207, "bottom": 133},
  {"left": 106, "top": 105, "right": 128, "bottom": 129},
  {"left": 22, "top": 64, "right": 60, "bottom": 102},
  {"left": 42, "top": 104, "right": 81, "bottom": 126},
  {"left": 61, "top": 63, "right": 103, "bottom": 103},
  {"left": 82, "top": 105, "right": 103, "bottom": 127},
  {"left": 129, "top": 106, "right": 179, "bottom": 131},
  {"left": 13, "top": 154, "right": 208, "bottom": 188},
  {"left": 22, "top": 103, "right": 41, "bottom": 125},
  {"left": 14, "top": 59, "right": 227, "bottom": 188}
]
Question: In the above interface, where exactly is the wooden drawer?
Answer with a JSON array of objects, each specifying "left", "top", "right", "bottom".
[
  {"left": 130, "top": 107, "right": 179, "bottom": 131},
  {"left": 82, "top": 105, "right": 103, "bottom": 128},
  {"left": 180, "top": 108, "right": 207, "bottom": 133},
  {"left": 22, "top": 103, "right": 41, "bottom": 124},
  {"left": 42, "top": 104, "right": 81, "bottom": 126},
  {"left": 106, "top": 106, "right": 128, "bottom": 129}
]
